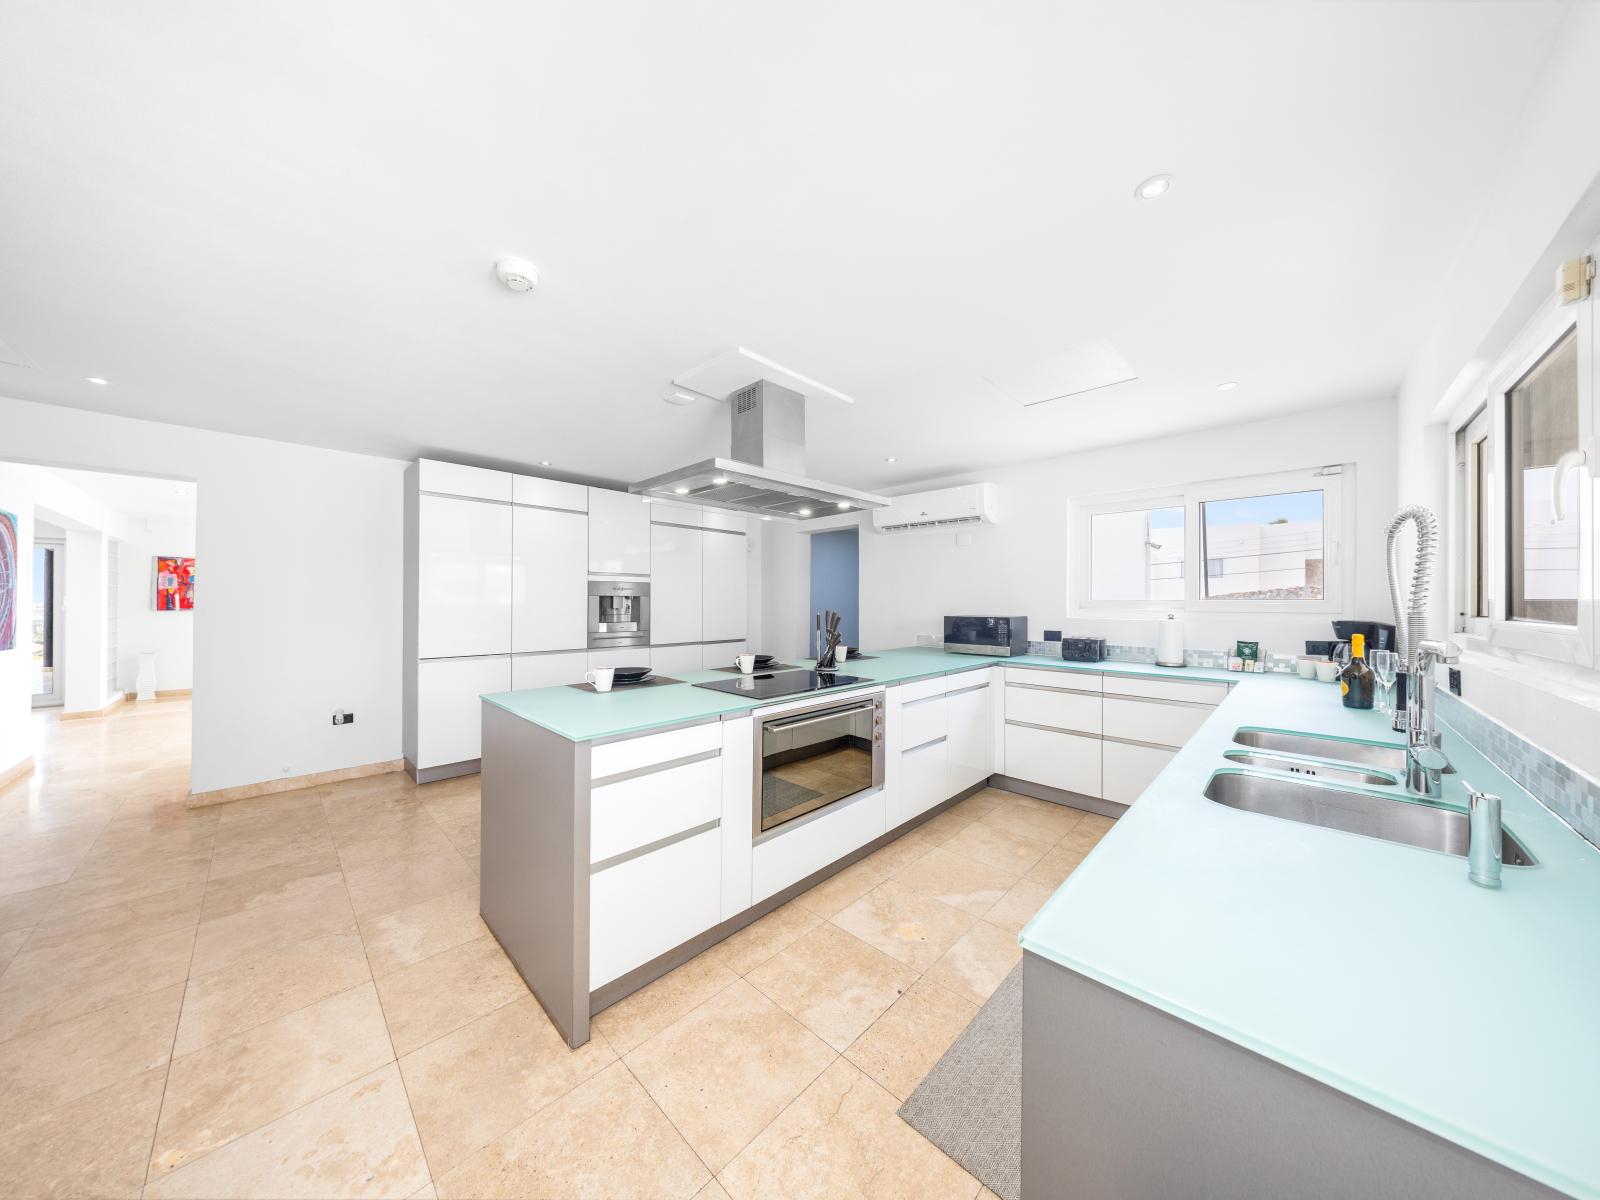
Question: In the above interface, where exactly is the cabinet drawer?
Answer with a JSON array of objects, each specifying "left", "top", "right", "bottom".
[
  {"left": 590, "top": 827, "right": 721, "bottom": 988},
  {"left": 901, "top": 735, "right": 949, "bottom": 820},
  {"left": 1102, "top": 695, "right": 1213, "bottom": 749},
  {"left": 590, "top": 721, "right": 721, "bottom": 780},
  {"left": 1003, "top": 666, "right": 1102, "bottom": 692},
  {"left": 1005, "top": 683, "right": 1101, "bottom": 735},
  {"left": 899, "top": 674, "right": 949, "bottom": 704},
  {"left": 1101, "top": 674, "right": 1227, "bottom": 706},
  {"left": 900, "top": 692, "right": 948, "bottom": 749},
  {"left": 591, "top": 757, "right": 721, "bottom": 864},
  {"left": 1004, "top": 722, "right": 1101, "bottom": 798},
  {"left": 1102, "top": 740, "right": 1174, "bottom": 805}
]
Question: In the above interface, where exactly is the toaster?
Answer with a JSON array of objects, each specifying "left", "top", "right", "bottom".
[{"left": 1060, "top": 637, "right": 1107, "bottom": 663}]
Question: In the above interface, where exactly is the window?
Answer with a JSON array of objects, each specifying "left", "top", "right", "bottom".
[
  {"left": 1088, "top": 504, "right": 1184, "bottom": 604},
  {"left": 1452, "top": 245, "right": 1595, "bottom": 668},
  {"left": 1073, "top": 467, "right": 1345, "bottom": 614}
]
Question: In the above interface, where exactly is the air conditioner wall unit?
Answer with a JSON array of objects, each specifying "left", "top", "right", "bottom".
[{"left": 870, "top": 483, "right": 1000, "bottom": 533}]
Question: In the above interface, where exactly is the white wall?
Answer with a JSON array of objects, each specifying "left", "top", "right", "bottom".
[
  {"left": 764, "top": 399, "right": 1398, "bottom": 663},
  {"left": 117, "top": 515, "right": 197, "bottom": 694},
  {"left": 61, "top": 527, "right": 112, "bottom": 714},
  {"left": 3, "top": 395, "right": 405, "bottom": 794},
  {"left": 0, "top": 476, "right": 35, "bottom": 778}
]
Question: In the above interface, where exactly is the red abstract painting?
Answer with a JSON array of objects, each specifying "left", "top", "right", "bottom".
[{"left": 155, "top": 556, "right": 195, "bottom": 611}]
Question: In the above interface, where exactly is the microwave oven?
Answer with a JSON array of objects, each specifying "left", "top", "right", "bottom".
[{"left": 942, "top": 616, "right": 1028, "bottom": 657}]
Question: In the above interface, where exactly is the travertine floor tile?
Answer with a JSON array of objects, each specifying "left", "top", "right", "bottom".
[
  {"left": 344, "top": 849, "right": 477, "bottom": 923},
  {"left": 20, "top": 881, "right": 202, "bottom": 958},
  {"left": 151, "top": 982, "right": 395, "bottom": 1178},
  {"left": 913, "top": 808, "right": 975, "bottom": 845},
  {"left": 939, "top": 821, "right": 1054, "bottom": 873},
  {"left": 1025, "top": 842, "right": 1089, "bottom": 889},
  {"left": 0, "top": 883, "right": 65, "bottom": 934},
  {"left": 624, "top": 978, "right": 835, "bottom": 1172},
  {"left": 0, "top": 924, "right": 196, "bottom": 1042},
  {"left": 945, "top": 790, "right": 1007, "bottom": 821},
  {"left": 699, "top": 899, "right": 822, "bottom": 977},
  {"left": 175, "top": 929, "right": 372, "bottom": 1055},
  {"left": 190, "top": 874, "right": 358, "bottom": 976},
  {"left": 747, "top": 922, "right": 917, "bottom": 1052},
  {"left": 857, "top": 823, "right": 944, "bottom": 875},
  {"left": 891, "top": 846, "right": 1021, "bottom": 917},
  {"left": 436, "top": 1061, "right": 708, "bottom": 1199},
  {"left": 0, "top": 1066, "right": 166, "bottom": 1200},
  {"left": 924, "top": 920, "right": 1022, "bottom": 1007},
  {"left": 844, "top": 976, "right": 978, "bottom": 1101},
  {"left": 831, "top": 879, "right": 975, "bottom": 972},
  {"left": 792, "top": 856, "right": 891, "bottom": 918},
  {"left": 695, "top": 1180, "right": 732, "bottom": 1200},
  {"left": 981, "top": 795, "right": 1083, "bottom": 841},
  {"left": 720, "top": 1058, "right": 979, "bottom": 1200},
  {"left": 399, "top": 995, "right": 616, "bottom": 1178},
  {"left": 373, "top": 933, "right": 527, "bottom": 1055},
  {"left": 593, "top": 953, "right": 741, "bottom": 1056},
  {"left": 0, "top": 926, "right": 30, "bottom": 973},
  {"left": 0, "top": 982, "right": 184, "bottom": 1128},
  {"left": 333, "top": 817, "right": 459, "bottom": 874},
  {"left": 146, "top": 1064, "right": 429, "bottom": 1199},
  {"left": 359, "top": 884, "right": 486, "bottom": 977},
  {"left": 983, "top": 876, "right": 1058, "bottom": 935},
  {"left": 199, "top": 854, "right": 345, "bottom": 922}
]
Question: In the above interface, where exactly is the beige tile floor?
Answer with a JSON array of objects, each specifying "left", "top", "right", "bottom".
[{"left": 0, "top": 699, "right": 1111, "bottom": 1199}]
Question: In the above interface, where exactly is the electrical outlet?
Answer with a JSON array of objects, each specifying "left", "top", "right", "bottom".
[
  {"left": 1448, "top": 668, "right": 1461, "bottom": 696},
  {"left": 332, "top": 710, "right": 355, "bottom": 726}
]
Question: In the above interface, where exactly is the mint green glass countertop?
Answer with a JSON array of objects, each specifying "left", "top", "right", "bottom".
[
  {"left": 1020, "top": 675, "right": 1600, "bottom": 1198},
  {"left": 480, "top": 646, "right": 1239, "bottom": 742}
]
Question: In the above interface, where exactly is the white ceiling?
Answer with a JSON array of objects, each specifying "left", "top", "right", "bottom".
[
  {"left": 42, "top": 465, "right": 196, "bottom": 522},
  {"left": 0, "top": 1, "right": 1572, "bottom": 490}
]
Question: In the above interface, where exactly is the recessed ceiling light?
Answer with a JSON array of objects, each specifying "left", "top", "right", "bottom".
[
  {"left": 85, "top": 376, "right": 109, "bottom": 385},
  {"left": 798, "top": 507, "right": 813, "bottom": 517},
  {"left": 673, "top": 486, "right": 689, "bottom": 495},
  {"left": 836, "top": 502, "right": 850, "bottom": 510},
  {"left": 884, "top": 456, "right": 898, "bottom": 463},
  {"left": 1134, "top": 174, "right": 1173, "bottom": 201},
  {"left": 711, "top": 476, "right": 727, "bottom": 485},
  {"left": 761, "top": 515, "right": 772, "bottom": 521},
  {"left": 1215, "top": 381, "right": 1239, "bottom": 391},
  {"left": 663, "top": 391, "right": 698, "bottom": 407},
  {"left": 538, "top": 460, "right": 551, "bottom": 466}
]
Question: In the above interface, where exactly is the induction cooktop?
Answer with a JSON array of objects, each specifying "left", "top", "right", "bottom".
[{"left": 694, "top": 671, "right": 866, "bottom": 700}]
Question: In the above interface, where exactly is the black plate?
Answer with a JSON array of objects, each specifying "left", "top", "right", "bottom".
[
  {"left": 753, "top": 654, "right": 778, "bottom": 667},
  {"left": 612, "top": 666, "right": 651, "bottom": 681}
]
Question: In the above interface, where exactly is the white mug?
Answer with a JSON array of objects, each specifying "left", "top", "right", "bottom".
[
  {"left": 734, "top": 653, "right": 756, "bottom": 674},
  {"left": 585, "top": 667, "right": 615, "bottom": 693}
]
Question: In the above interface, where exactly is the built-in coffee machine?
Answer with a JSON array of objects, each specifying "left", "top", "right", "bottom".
[{"left": 588, "top": 579, "right": 650, "bottom": 650}]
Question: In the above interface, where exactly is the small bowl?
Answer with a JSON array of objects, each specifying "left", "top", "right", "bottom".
[{"left": 1314, "top": 660, "right": 1340, "bottom": 684}]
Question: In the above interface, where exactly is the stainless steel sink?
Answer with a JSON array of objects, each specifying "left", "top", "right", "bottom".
[
  {"left": 1204, "top": 770, "right": 1536, "bottom": 865},
  {"left": 1222, "top": 750, "right": 1396, "bottom": 787},
  {"left": 1231, "top": 728, "right": 1453, "bottom": 775}
]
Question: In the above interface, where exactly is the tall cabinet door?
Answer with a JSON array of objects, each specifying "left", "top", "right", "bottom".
[
  {"left": 701, "top": 528, "right": 748, "bottom": 642},
  {"left": 588, "top": 489, "right": 650, "bottom": 575},
  {"left": 649, "top": 522, "right": 702, "bottom": 645},
  {"left": 417, "top": 495, "right": 512, "bottom": 659},
  {"left": 512, "top": 507, "right": 588, "bottom": 652}
]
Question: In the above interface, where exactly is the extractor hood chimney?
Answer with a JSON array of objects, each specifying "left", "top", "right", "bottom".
[{"left": 630, "top": 380, "right": 889, "bottom": 520}]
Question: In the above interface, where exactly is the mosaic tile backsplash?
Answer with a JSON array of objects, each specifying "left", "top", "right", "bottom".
[
  {"left": 1436, "top": 691, "right": 1600, "bottom": 851},
  {"left": 1023, "top": 641, "right": 1297, "bottom": 673}
]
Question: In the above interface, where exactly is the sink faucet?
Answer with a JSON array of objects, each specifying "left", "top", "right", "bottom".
[
  {"left": 1464, "top": 783, "right": 1503, "bottom": 889},
  {"left": 1406, "top": 639, "right": 1460, "bottom": 797}
]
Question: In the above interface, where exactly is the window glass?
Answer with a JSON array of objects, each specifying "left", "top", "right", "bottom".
[
  {"left": 1089, "top": 506, "right": 1184, "bottom": 603},
  {"left": 1200, "top": 489, "right": 1325, "bottom": 599},
  {"left": 1506, "top": 328, "right": 1580, "bottom": 625}
]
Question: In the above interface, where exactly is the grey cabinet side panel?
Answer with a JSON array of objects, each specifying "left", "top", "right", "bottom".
[
  {"left": 1020, "top": 952, "right": 1560, "bottom": 1200},
  {"left": 402, "top": 462, "right": 419, "bottom": 766},
  {"left": 480, "top": 702, "right": 589, "bottom": 1047}
]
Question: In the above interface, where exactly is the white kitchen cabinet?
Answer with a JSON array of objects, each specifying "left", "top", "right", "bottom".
[
  {"left": 701, "top": 641, "right": 748, "bottom": 669},
  {"left": 945, "top": 680, "right": 993, "bottom": 793},
  {"left": 901, "top": 734, "right": 950, "bottom": 821},
  {"left": 648, "top": 500, "right": 702, "bottom": 525},
  {"left": 588, "top": 488, "right": 650, "bottom": 575},
  {"left": 650, "top": 643, "right": 704, "bottom": 676},
  {"left": 1103, "top": 695, "right": 1213, "bottom": 749},
  {"left": 511, "top": 651, "right": 587, "bottom": 690},
  {"left": 590, "top": 757, "right": 722, "bottom": 864},
  {"left": 588, "top": 646, "right": 650, "bottom": 673},
  {"left": 512, "top": 474, "right": 587, "bottom": 512},
  {"left": 1004, "top": 722, "right": 1101, "bottom": 799},
  {"left": 701, "top": 529, "right": 747, "bottom": 642},
  {"left": 649, "top": 522, "right": 702, "bottom": 645},
  {"left": 1004, "top": 682, "right": 1101, "bottom": 735},
  {"left": 590, "top": 826, "right": 721, "bottom": 987},
  {"left": 417, "top": 494, "right": 512, "bottom": 659},
  {"left": 511, "top": 506, "right": 588, "bottom": 653},
  {"left": 417, "top": 655, "right": 511, "bottom": 769},
  {"left": 700, "top": 509, "right": 748, "bottom": 533},
  {"left": 418, "top": 459, "right": 512, "bottom": 502},
  {"left": 1102, "top": 739, "right": 1175, "bottom": 805},
  {"left": 900, "top": 692, "right": 948, "bottom": 751}
]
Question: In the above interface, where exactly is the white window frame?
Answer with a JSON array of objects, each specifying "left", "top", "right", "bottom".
[
  {"left": 1070, "top": 464, "right": 1349, "bottom": 617},
  {"left": 1448, "top": 258, "right": 1597, "bottom": 669}
]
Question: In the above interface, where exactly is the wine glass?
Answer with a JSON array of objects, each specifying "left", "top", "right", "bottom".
[{"left": 1371, "top": 650, "right": 1398, "bottom": 714}]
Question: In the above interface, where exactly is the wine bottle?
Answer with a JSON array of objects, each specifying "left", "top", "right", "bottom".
[{"left": 1340, "top": 632, "right": 1375, "bottom": 710}]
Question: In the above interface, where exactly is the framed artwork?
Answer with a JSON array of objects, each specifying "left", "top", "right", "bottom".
[
  {"left": 154, "top": 555, "right": 195, "bottom": 611},
  {"left": 0, "top": 509, "right": 15, "bottom": 650}
]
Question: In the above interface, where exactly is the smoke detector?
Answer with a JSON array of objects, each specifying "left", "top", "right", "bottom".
[{"left": 495, "top": 257, "right": 540, "bottom": 293}]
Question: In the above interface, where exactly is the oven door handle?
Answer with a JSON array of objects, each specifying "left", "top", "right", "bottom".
[{"left": 764, "top": 704, "right": 874, "bottom": 733}]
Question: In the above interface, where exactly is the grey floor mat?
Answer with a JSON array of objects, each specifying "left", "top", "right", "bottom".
[{"left": 898, "top": 960, "right": 1024, "bottom": 1200}]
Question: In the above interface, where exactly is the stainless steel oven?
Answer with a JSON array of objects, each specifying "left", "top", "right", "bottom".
[
  {"left": 753, "top": 692, "right": 884, "bottom": 837},
  {"left": 588, "top": 579, "right": 650, "bottom": 649}
]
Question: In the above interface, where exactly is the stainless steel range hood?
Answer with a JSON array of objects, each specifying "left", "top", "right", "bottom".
[{"left": 630, "top": 380, "right": 889, "bottom": 520}]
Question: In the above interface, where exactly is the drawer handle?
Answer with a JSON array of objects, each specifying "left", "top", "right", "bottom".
[
  {"left": 591, "top": 747, "right": 721, "bottom": 788},
  {"left": 591, "top": 819, "right": 720, "bottom": 873}
]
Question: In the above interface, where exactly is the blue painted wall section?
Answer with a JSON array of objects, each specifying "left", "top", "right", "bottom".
[{"left": 809, "top": 529, "right": 859, "bottom": 650}]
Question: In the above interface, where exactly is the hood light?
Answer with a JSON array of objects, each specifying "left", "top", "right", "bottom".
[
  {"left": 1134, "top": 174, "right": 1173, "bottom": 200},
  {"left": 85, "top": 376, "right": 109, "bottom": 385},
  {"left": 673, "top": 486, "right": 689, "bottom": 495},
  {"left": 1215, "top": 381, "right": 1239, "bottom": 391},
  {"left": 798, "top": 507, "right": 813, "bottom": 517}
]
